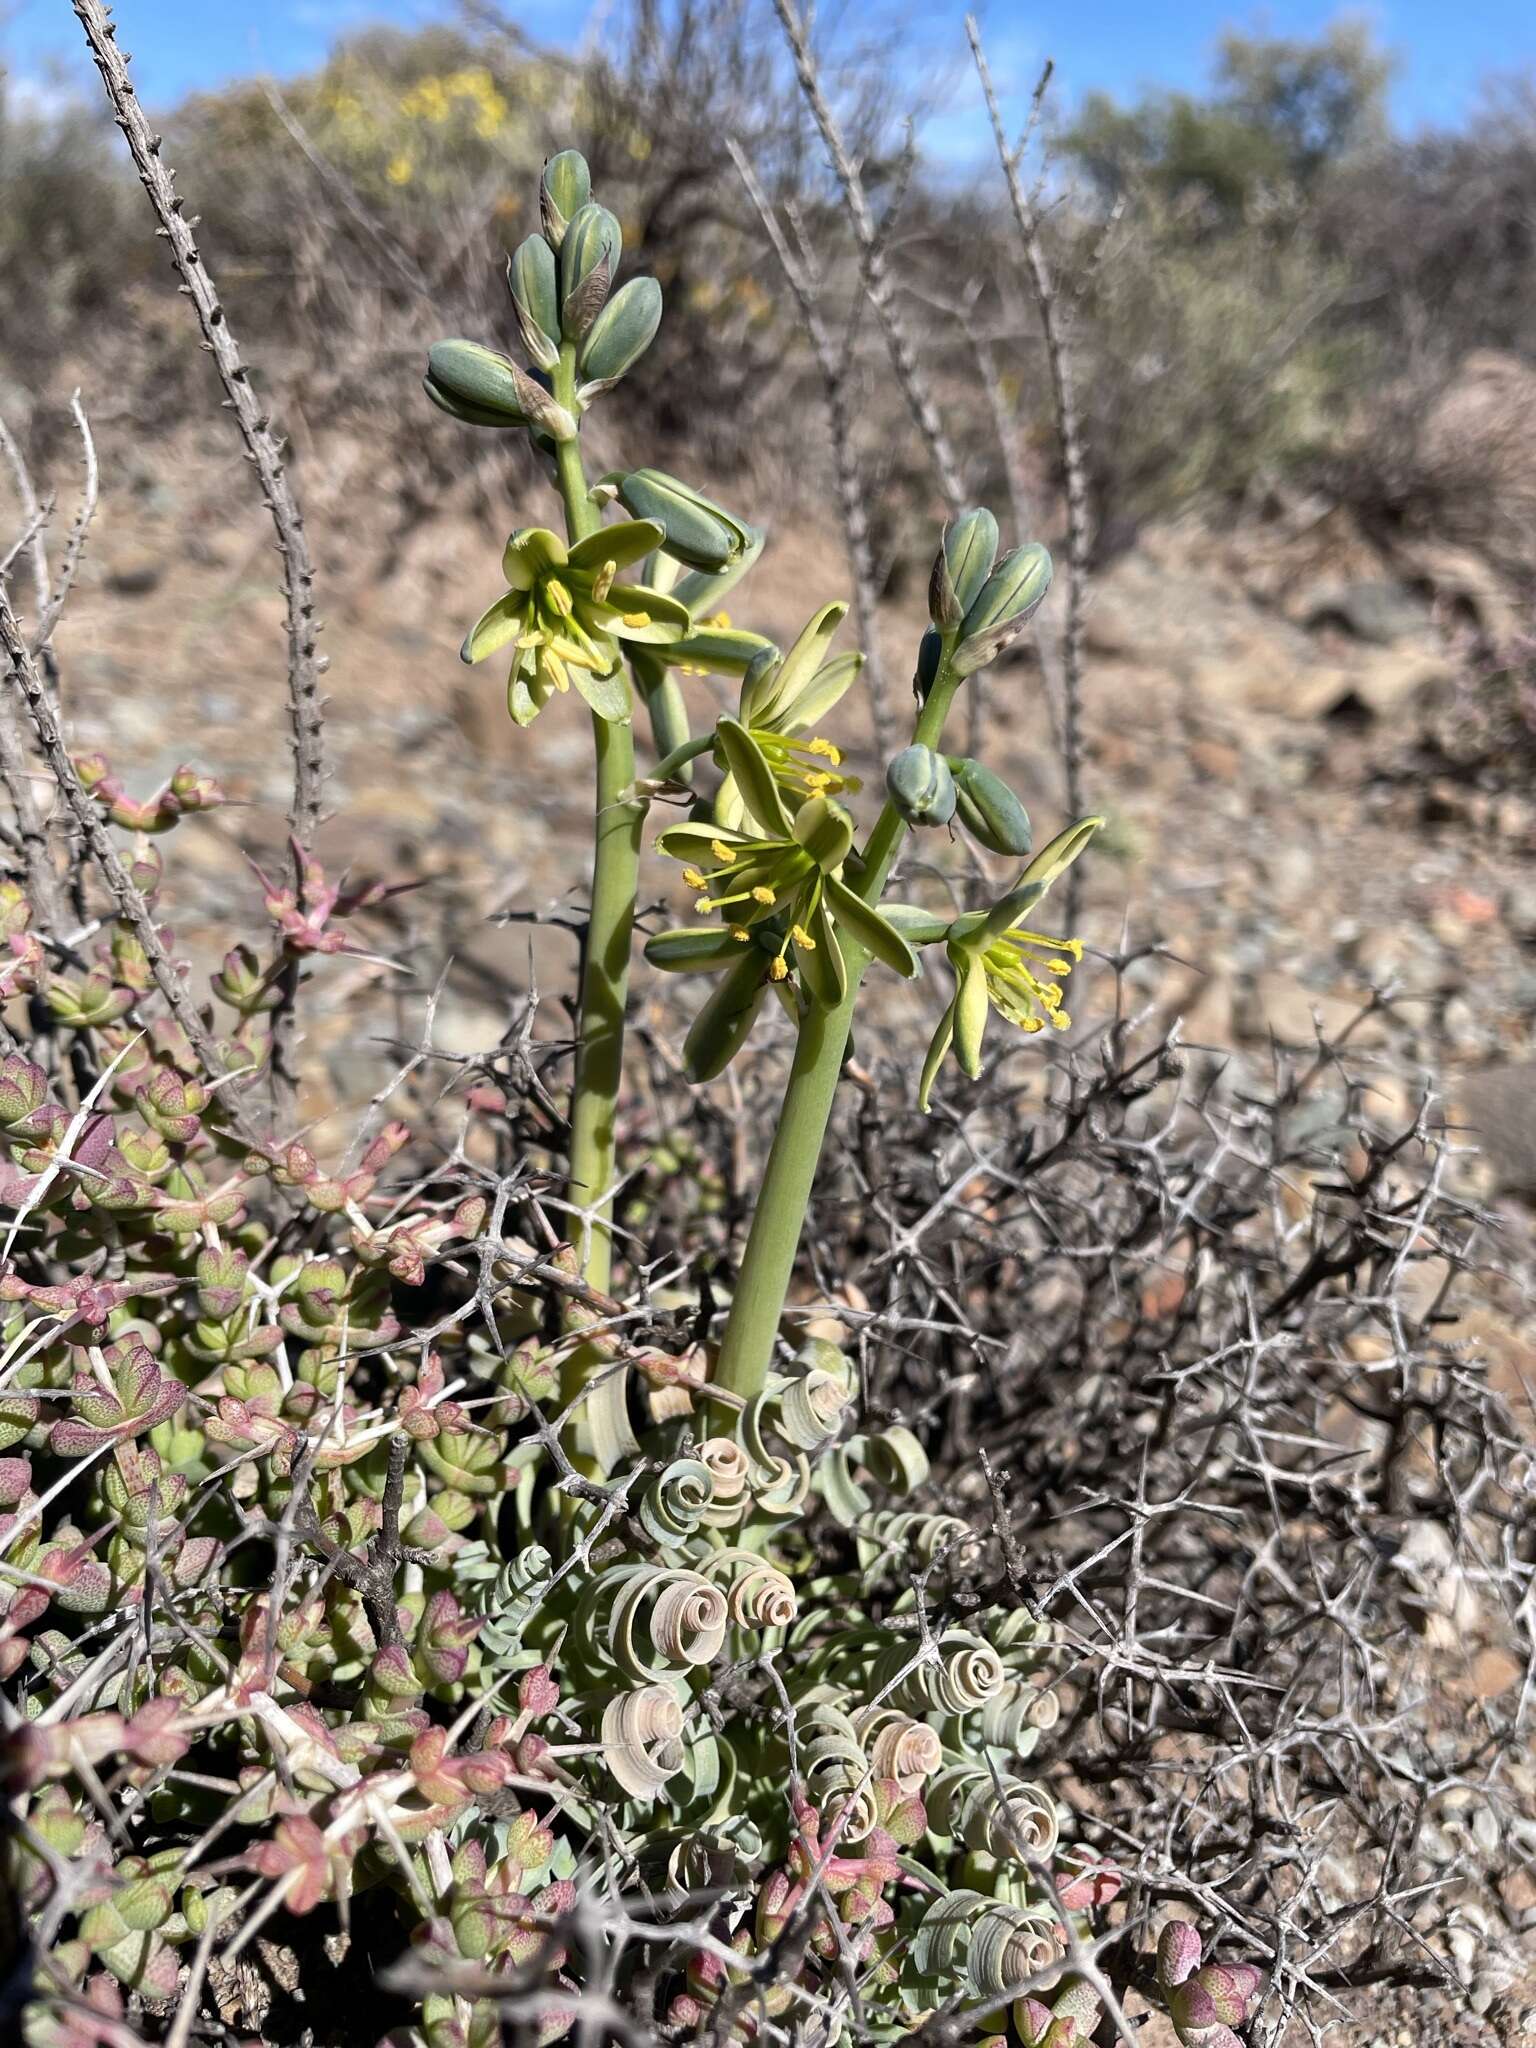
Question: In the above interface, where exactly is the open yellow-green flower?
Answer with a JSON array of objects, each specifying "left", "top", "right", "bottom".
[
  {"left": 460, "top": 520, "right": 690, "bottom": 727},
  {"left": 918, "top": 817, "right": 1102, "bottom": 1110},
  {"left": 713, "top": 602, "right": 864, "bottom": 827},
  {"left": 647, "top": 720, "right": 916, "bottom": 1079}
]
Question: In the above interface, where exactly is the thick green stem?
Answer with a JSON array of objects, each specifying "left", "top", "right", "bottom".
[
  {"left": 712, "top": 666, "right": 963, "bottom": 1401},
  {"left": 551, "top": 353, "right": 644, "bottom": 1465}
]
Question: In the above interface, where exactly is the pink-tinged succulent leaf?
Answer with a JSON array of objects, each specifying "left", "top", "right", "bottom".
[
  {"left": 1158, "top": 1920, "right": 1205, "bottom": 1989},
  {"left": 1056, "top": 1861, "right": 1123, "bottom": 1911}
]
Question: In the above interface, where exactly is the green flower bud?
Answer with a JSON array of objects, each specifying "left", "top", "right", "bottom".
[
  {"left": 539, "top": 149, "right": 591, "bottom": 248},
  {"left": 915, "top": 626, "right": 944, "bottom": 700},
  {"left": 558, "top": 202, "right": 622, "bottom": 341},
  {"left": 615, "top": 469, "right": 752, "bottom": 573},
  {"left": 424, "top": 340, "right": 527, "bottom": 427},
  {"left": 886, "top": 745, "right": 957, "bottom": 828},
  {"left": 949, "top": 757, "right": 1033, "bottom": 856},
  {"left": 578, "top": 276, "right": 663, "bottom": 395},
  {"left": 508, "top": 236, "right": 560, "bottom": 372},
  {"left": 929, "top": 507, "right": 999, "bottom": 631},
  {"left": 954, "top": 542, "right": 1053, "bottom": 677}
]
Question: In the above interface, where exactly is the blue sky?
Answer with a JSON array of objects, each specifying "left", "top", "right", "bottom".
[{"left": 3, "top": 0, "right": 1532, "bottom": 144}]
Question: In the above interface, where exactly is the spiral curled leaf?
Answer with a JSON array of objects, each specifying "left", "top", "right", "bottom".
[
  {"left": 703, "top": 1548, "right": 797, "bottom": 1629},
  {"left": 979, "top": 1677, "right": 1062, "bottom": 1757},
  {"left": 857, "top": 1507, "right": 981, "bottom": 1588},
  {"left": 927, "top": 1760, "right": 1059, "bottom": 1862},
  {"left": 698, "top": 1437, "right": 752, "bottom": 1529},
  {"left": 872, "top": 1629, "right": 1006, "bottom": 1715},
  {"left": 853, "top": 1705, "right": 944, "bottom": 1793},
  {"left": 800, "top": 1700, "right": 880, "bottom": 1841},
  {"left": 639, "top": 1457, "right": 713, "bottom": 1546},
  {"left": 821, "top": 1425, "right": 931, "bottom": 1528},
  {"left": 910, "top": 1889, "right": 1063, "bottom": 2002},
  {"left": 580, "top": 1562, "right": 728, "bottom": 1682},
  {"left": 601, "top": 1684, "right": 685, "bottom": 1799}
]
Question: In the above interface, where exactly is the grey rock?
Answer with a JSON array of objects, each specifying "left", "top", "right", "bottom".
[
  {"left": 1454, "top": 1063, "right": 1536, "bottom": 1194},
  {"left": 1302, "top": 578, "right": 1433, "bottom": 646}
]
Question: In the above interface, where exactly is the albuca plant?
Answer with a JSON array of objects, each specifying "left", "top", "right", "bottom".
[{"left": 0, "top": 123, "right": 1271, "bottom": 2048}]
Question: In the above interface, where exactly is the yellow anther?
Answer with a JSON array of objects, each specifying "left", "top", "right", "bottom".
[
  {"left": 768, "top": 956, "right": 789, "bottom": 981},
  {"left": 515, "top": 631, "right": 545, "bottom": 650},
  {"left": 544, "top": 651, "right": 571, "bottom": 692},
  {"left": 592, "top": 560, "right": 617, "bottom": 603},
  {"left": 544, "top": 578, "right": 573, "bottom": 617},
  {"left": 807, "top": 737, "right": 842, "bottom": 762},
  {"left": 751, "top": 885, "right": 776, "bottom": 905},
  {"left": 694, "top": 897, "right": 714, "bottom": 914},
  {"left": 621, "top": 611, "right": 650, "bottom": 629},
  {"left": 804, "top": 771, "right": 832, "bottom": 792},
  {"left": 683, "top": 866, "right": 708, "bottom": 890},
  {"left": 710, "top": 840, "right": 737, "bottom": 864},
  {"left": 730, "top": 926, "right": 750, "bottom": 942},
  {"left": 707, "top": 610, "right": 732, "bottom": 629},
  {"left": 790, "top": 925, "right": 816, "bottom": 951}
]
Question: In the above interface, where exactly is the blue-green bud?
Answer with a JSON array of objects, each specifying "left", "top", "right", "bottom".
[
  {"left": 616, "top": 469, "right": 752, "bottom": 573},
  {"left": 508, "top": 237, "right": 560, "bottom": 372},
  {"left": 954, "top": 542, "right": 1053, "bottom": 677},
  {"left": 886, "top": 745, "right": 957, "bottom": 828},
  {"left": 929, "top": 508, "right": 1000, "bottom": 631},
  {"left": 539, "top": 149, "right": 591, "bottom": 249},
  {"left": 948, "top": 758, "right": 1033, "bottom": 856},
  {"left": 559, "top": 203, "right": 622, "bottom": 341},
  {"left": 423, "top": 340, "right": 528, "bottom": 427},
  {"left": 578, "top": 277, "right": 663, "bottom": 395}
]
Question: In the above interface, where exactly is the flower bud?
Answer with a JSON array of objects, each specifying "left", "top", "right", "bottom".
[
  {"left": 886, "top": 745, "right": 957, "bottom": 828},
  {"left": 423, "top": 340, "right": 528, "bottom": 428},
  {"left": 954, "top": 543, "right": 1053, "bottom": 677},
  {"left": 507, "top": 236, "right": 560, "bottom": 372},
  {"left": 558, "top": 202, "right": 622, "bottom": 341},
  {"left": 949, "top": 757, "right": 1033, "bottom": 856},
  {"left": 539, "top": 148, "right": 591, "bottom": 248},
  {"left": 929, "top": 507, "right": 999, "bottom": 631},
  {"left": 578, "top": 276, "right": 663, "bottom": 395},
  {"left": 615, "top": 469, "right": 752, "bottom": 573},
  {"left": 914, "top": 626, "right": 944, "bottom": 700}
]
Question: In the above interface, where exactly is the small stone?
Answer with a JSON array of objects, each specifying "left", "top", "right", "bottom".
[
  {"left": 1469, "top": 1647, "right": 1524, "bottom": 1697},
  {"left": 1454, "top": 1063, "right": 1536, "bottom": 1194},
  {"left": 103, "top": 551, "right": 163, "bottom": 596},
  {"left": 1189, "top": 737, "right": 1241, "bottom": 783}
]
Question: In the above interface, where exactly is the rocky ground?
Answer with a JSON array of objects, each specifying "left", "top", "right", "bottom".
[{"left": 39, "top": 416, "right": 1536, "bottom": 1170}]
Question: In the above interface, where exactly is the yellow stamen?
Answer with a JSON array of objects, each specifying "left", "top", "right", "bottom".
[
  {"left": 710, "top": 840, "right": 737, "bottom": 865},
  {"left": 592, "top": 560, "right": 617, "bottom": 604},
  {"left": 804, "top": 771, "right": 832, "bottom": 792},
  {"left": 683, "top": 867, "right": 708, "bottom": 890},
  {"left": 544, "top": 579, "right": 574, "bottom": 618},
  {"left": 544, "top": 650, "right": 571, "bottom": 692},
  {"left": 807, "top": 737, "right": 842, "bottom": 763},
  {"left": 790, "top": 925, "right": 816, "bottom": 951},
  {"left": 694, "top": 897, "right": 714, "bottom": 914},
  {"left": 730, "top": 926, "right": 750, "bottom": 942},
  {"left": 515, "top": 631, "right": 545, "bottom": 650},
  {"left": 621, "top": 611, "right": 650, "bottom": 629},
  {"left": 751, "top": 886, "right": 776, "bottom": 905},
  {"left": 768, "top": 956, "right": 789, "bottom": 981},
  {"left": 547, "top": 635, "right": 603, "bottom": 670}
]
